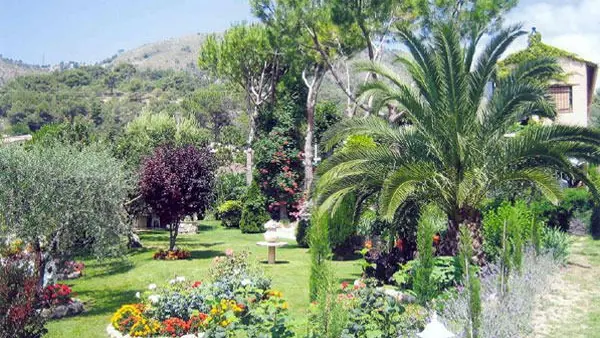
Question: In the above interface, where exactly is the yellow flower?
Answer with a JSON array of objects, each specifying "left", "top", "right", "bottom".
[
  {"left": 281, "top": 302, "right": 289, "bottom": 310},
  {"left": 220, "top": 320, "right": 229, "bottom": 327}
]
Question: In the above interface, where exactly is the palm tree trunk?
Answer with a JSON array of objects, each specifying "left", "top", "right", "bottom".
[{"left": 441, "top": 207, "right": 484, "bottom": 264}]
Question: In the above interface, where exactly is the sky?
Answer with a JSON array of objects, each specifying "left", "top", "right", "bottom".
[
  {"left": 0, "top": 0, "right": 253, "bottom": 65},
  {"left": 0, "top": 0, "right": 598, "bottom": 68}
]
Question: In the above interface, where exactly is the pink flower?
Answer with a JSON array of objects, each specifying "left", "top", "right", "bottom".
[{"left": 225, "top": 248, "right": 234, "bottom": 256}]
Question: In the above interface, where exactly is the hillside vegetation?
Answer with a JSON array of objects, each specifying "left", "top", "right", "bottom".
[
  {"left": 0, "top": 62, "right": 248, "bottom": 142},
  {"left": 110, "top": 33, "right": 209, "bottom": 72},
  {"left": 0, "top": 56, "right": 47, "bottom": 87}
]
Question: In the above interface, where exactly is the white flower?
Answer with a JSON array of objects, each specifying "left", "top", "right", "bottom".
[
  {"left": 354, "top": 279, "right": 362, "bottom": 287},
  {"left": 169, "top": 279, "right": 177, "bottom": 285},
  {"left": 148, "top": 283, "right": 157, "bottom": 290},
  {"left": 176, "top": 276, "right": 186, "bottom": 282},
  {"left": 148, "top": 295, "right": 160, "bottom": 304},
  {"left": 135, "top": 292, "right": 141, "bottom": 299},
  {"left": 241, "top": 279, "right": 251, "bottom": 286}
]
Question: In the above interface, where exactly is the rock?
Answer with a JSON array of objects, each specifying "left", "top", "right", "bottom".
[
  {"left": 41, "top": 308, "right": 51, "bottom": 319},
  {"left": 382, "top": 288, "right": 416, "bottom": 303},
  {"left": 52, "top": 305, "right": 68, "bottom": 319},
  {"left": 178, "top": 222, "right": 198, "bottom": 234},
  {"left": 67, "top": 271, "right": 81, "bottom": 279},
  {"left": 67, "top": 301, "right": 84, "bottom": 316},
  {"left": 128, "top": 232, "right": 143, "bottom": 249}
]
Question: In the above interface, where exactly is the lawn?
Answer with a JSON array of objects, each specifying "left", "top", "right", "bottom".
[{"left": 45, "top": 221, "right": 362, "bottom": 337}]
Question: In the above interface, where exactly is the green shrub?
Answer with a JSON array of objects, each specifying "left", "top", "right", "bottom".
[
  {"left": 541, "top": 227, "right": 570, "bottom": 263},
  {"left": 483, "top": 200, "right": 536, "bottom": 266},
  {"left": 531, "top": 188, "right": 593, "bottom": 231},
  {"left": 215, "top": 172, "right": 246, "bottom": 206},
  {"left": 296, "top": 218, "right": 310, "bottom": 248},
  {"left": 240, "top": 182, "right": 269, "bottom": 233},
  {"left": 217, "top": 200, "right": 243, "bottom": 228},
  {"left": 394, "top": 256, "right": 458, "bottom": 293}
]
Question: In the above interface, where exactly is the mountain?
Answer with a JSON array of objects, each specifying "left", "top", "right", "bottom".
[
  {"left": 0, "top": 57, "right": 47, "bottom": 86},
  {"left": 109, "top": 33, "right": 209, "bottom": 72}
]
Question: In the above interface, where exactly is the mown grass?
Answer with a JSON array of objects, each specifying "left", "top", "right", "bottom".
[{"left": 45, "top": 221, "right": 361, "bottom": 337}]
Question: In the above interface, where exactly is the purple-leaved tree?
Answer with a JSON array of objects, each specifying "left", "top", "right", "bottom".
[{"left": 140, "top": 145, "right": 217, "bottom": 251}]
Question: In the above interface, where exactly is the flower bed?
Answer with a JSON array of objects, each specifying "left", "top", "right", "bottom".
[
  {"left": 40, "top": 283, "right": 85, "bottom": 319},
  {"left": 308, "top": 279, "right": 428, "bottom": 337},
  {"left": 153, "top": 249, "right": 191, "bottom": 260},
  {"left": 109, "top": 250, "right": 294, "bottom": 337}
]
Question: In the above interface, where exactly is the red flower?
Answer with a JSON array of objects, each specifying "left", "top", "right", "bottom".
[
  {"left": 192, "top": 281, "right": 202, "bottom": 288},
  {"left": 341, "top": 281, "right": 349, "bottom": 290},
  {"left": 161, "top": 317, "right": 190, "bottom": 336}
]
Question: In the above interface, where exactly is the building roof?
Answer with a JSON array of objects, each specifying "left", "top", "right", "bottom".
[{"left": 501, "top": 29, "right": 595, "bottom": 66}]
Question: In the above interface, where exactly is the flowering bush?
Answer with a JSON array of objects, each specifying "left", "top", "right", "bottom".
[
  {"left": 58, "top": 260, "right": 85, "bottom": 277},
  {"left": 254, "top": 128, "right": 303, "bottom": 221},
  {"left": 42, "top": 283, "right": 74, "bottom": 308},
  {"left": 308, "top": 279, "right": 426, "bottom": 338},
  {"left": 0, "top": 239, "right": 26, "bottom": 257},
  {"left": 153, "top": 249, "right": 192, "bottom": 260},
  {"left": 0, "top": 252, "right": 47, "bottom": 338},
  {"left": 110, "top": 251, "right": 293, "bottom": 337}
]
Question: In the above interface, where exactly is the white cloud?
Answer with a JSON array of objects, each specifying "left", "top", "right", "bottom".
[{"left": 504, "top": 0, "right": 600, "bottom": 86}]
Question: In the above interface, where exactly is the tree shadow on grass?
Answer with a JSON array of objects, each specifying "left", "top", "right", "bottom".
[
  {"left": 88, "top": 260, "right": 135, "bottom": 279},
  {"left": 76, "top": 288, "right": 138, "bottom": 317},
  {"left": 196, "top": 224, "right": 215, "bottom": 232},
  {"left": 258, "top": 260, "right": 290, "bottom": 265},
  {"left": 189, "top": 250, "right": 224, "bottom": 260}
]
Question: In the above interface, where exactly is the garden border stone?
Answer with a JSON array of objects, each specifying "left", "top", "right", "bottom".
[
  {"left": 41, "top": 299, "right": 85, "bottom": 319},
  {"left": 106, "top": 324, "right": 204, "bottom": 338}
]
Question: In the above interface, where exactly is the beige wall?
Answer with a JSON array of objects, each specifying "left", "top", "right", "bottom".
[{"left": 554, "top": 58, "right": 589, "bottom": 127}]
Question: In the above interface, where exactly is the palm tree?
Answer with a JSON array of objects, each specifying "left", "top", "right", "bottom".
[{"left": 316, "top": 23, "right": 600, "bottom": 259}]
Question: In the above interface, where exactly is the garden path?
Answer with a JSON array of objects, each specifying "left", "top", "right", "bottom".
[{"left": 531, "top": 236, "right": 600, "bottom": 337}]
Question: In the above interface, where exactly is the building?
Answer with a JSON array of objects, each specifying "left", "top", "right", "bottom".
[{"left": 501, "top": 28, "right": 598, "bottom": 127}]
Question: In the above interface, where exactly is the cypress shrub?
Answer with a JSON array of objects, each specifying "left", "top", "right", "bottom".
[
  {"left": 296, "top": 218, "right": 310, "bottom": 248},
  {"left": 413, "top": 204, "right": 441, "bottom": 305},
  {"left": 591, "top": 205, "right": 600, "bottom": 239},
  {"left": 240, "top": 182, "right": 269, "bottom": 233},
  {"left": 459, "top": 226, "right": 481, "bottom": 338}
]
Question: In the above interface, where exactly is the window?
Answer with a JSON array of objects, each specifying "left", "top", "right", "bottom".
[{"left": 549, "top": 86, "right": 573, "bottom": 113}]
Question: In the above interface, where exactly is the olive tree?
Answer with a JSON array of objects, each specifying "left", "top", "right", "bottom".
[{"left": 0, "top": 143, "right": 130, "bottom": 283}]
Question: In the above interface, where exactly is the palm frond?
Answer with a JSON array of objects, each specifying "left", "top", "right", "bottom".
[{"left": 379, "top": 163, "right": 436, "bottom": 220}]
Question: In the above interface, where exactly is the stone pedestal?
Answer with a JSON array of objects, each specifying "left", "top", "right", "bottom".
[{"left": 256, "top": 241, "right": 287, "bottom": 264}]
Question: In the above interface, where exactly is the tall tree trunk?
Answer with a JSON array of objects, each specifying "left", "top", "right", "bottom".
[
  {"left": 246, "top": 106, "right": 258, "bottom": 186},
  {"left": 279, "top": 203, "right": 289, "bottom": 224},
  {"left": 169, "top": 222, "right": 179, "bottom": 251},
  {"left": 303, "top": 70, "right": 325, "bottom": 198},
  {"left": 441, "top": 207, "right": 484, "bottom": 264}
]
